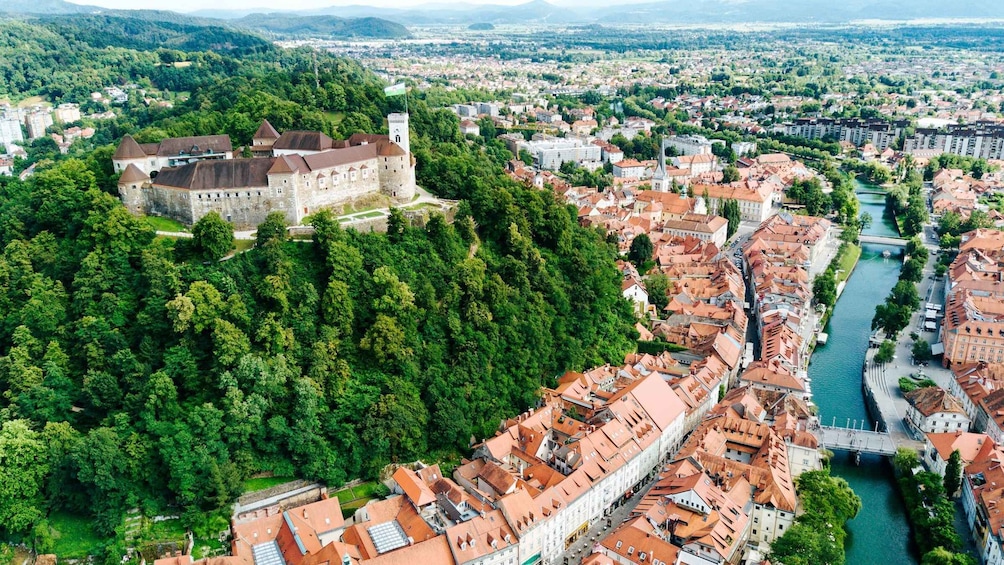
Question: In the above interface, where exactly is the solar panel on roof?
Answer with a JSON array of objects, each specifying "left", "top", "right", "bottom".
[
  {"left": 368, "top": 521, "right": 409, "bottom": 554},
  {"left": 252, "top": 541, "right": 285, "bottom": 565}
]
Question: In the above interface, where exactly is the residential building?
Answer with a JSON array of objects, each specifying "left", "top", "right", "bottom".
[
  {"left": 904, "top": 387, "right": 971, "bottom": 434},
  {"left": 666, "top": 134, "right": 713, "bottom": 156},
  {"left": 905, "top": 122, "right": 1004, "bottom": 160},
  {"left": 661, "top": 214, "right": 728, "bottom": 249},
  {"left": 0, "top": 115, "right": 23, "bottom": 147},
  {"left": 961, "top": 439, "right": 1004, "bottom": 565},
  {"left": 783, "top": 117, "right": 908, "bottom": 151},
  {"left": 54, "top": 103, "right": 81, "bottom": 124},
  {"left": 612, "top": 159, "right": 648, "bottom": 179},
  {"left": 521, "top": 138, "right": 602, "bottom": 170},
  {"left": 24, "top": 110, "right": 52, "bottom": 140},
  {"left": 923, "top": 431, "right": 992, "bottom": 477},
  {"left": 695, "top": 184, "right": 774, "bottom": 224}
]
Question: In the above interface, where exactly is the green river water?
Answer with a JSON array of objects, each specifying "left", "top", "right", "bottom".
[{"left": 806, "top": 182, "right": 918, "bottom": 563}]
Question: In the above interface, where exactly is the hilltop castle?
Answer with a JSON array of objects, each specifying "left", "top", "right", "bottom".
[{"left": 114, "top": 113, "right": 416, "bottom": 228}]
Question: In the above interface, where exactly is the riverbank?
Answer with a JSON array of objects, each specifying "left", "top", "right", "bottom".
[{"left": 810, "top": 242, "right": 918, "bottom": 564}]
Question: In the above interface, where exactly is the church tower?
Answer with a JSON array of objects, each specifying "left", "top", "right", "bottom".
[{"left": 652, "top": 138, "right": 669, "bottom": 192}]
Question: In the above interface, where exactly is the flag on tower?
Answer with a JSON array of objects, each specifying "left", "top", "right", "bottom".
[{"left": 383, "top": 83, "right": 406, "bottom": 97}]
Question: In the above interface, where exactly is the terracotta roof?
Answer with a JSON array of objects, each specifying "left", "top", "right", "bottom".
[
  {"left": 254, "top": 119, "right": 280, "bottom": 140},
  {"left": 393, "top": 466, "right": 437, "bottom": 507},
  {"left": 905, "top": 387, "right": 968, "bottom": 418},
  {"left": 118, "top": 163, "right": 149, "bottom": 183},
  {"left": 113, "top": 134, "right": 146, "bottom": 160}
]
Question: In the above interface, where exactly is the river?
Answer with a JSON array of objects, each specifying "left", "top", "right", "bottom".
[{"left": 806, "top": 178, "right": 917, "bottom": 563}]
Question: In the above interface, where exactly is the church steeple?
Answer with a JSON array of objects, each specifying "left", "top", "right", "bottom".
[{"left": 652, "top": 137, "right": 669, "bottom": 192}]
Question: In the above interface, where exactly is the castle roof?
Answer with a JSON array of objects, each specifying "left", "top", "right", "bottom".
[
  {"left": 253, "top": 119, "right": 280, "bottom": 140},
  {"left": 154, "top": 159, "right": 275, "bottom": 191},
  {"left": 118, "top": 163, "right": 149, "bottom": 183},
  {"left": 273, "top": 131, "right": 335, "bottom": 152},
  {"left": 113, "top": 135, "right": 146, "bottom": 160}
]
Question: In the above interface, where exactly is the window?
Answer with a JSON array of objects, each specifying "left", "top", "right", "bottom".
[{"left": 627, "top": 546, "right": 634, "bottom": 555}]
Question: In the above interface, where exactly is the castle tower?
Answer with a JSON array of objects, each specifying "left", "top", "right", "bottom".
[
  {"left": 117, "top": 163, "right": 150, "bottom": 215},
  {"left": 384, "top": 113, "right": 415, "bottom": 202},
  {"left": 388, "top": 113, "right": 410, "bottom": 156},
  {"left": 252, "top": 119, "right": 280, "bottom": 157},
  {"left": 112, "top": 134, "right": 148, "bottom": 174}
]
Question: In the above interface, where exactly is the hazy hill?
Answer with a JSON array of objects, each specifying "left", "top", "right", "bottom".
[
  {"left": 233, "top": 13, "right": 412, "bottom": 38},
  {"left": 0, "top": 0, "right": 94, "bottom": 14},
  {"left": 37, "top": 14, "right": 275, "bottom": 55}
]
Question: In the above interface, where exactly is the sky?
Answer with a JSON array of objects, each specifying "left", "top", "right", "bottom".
[{"left": 66, "top": 0, "right": 558, "bottom": 12}]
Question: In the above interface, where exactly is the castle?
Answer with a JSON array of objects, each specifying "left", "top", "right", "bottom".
[{"left": 114, "top": 113, "right": 416, "bottom": 228}]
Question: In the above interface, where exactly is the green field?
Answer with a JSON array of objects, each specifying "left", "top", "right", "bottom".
[
  {"left": 333, "top": 481, "right": 382, "bottom": 519},
  {"left": 234, "top": 239, "right": 255, "bottom": 253},
  {"left": 49, "top": 511, "right": 104, "bottom": 559},
  {"left": 145, "top": 215, "right": 188, "bottom": 232},
  {"left": 834, "top": 243, "right": 862, "bottom": 284},
  {"left": 242, "top": 475, "right": 296, "bottom": 493}
]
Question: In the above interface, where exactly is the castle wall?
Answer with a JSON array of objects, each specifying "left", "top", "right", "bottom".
[{"left": 289, "top": 159, "right": 382, "bottom": 224}]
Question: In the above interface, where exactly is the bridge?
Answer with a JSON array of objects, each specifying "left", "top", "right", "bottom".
[
  {"left": 858, "top": 234, "right": 908, "bottom": 247},
  {"left": 857, "top": 189, "right": 888, "bottom": 196},
  {"left": 818, "top": 424, "right": 897, "bottom": 457}
]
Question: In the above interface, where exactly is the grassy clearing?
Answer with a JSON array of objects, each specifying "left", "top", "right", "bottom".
[
  {"left": 148, "top": 517, "right": 186, "bottom": 538},
  {"left": 234, "top": 239, "right": 255, "bottom": 253},
  {"left": 49, "top": 511, "right": 104, "bottom": 559},
  {"left": 333, "top": 480, "right": 383, "bottom": 518},
  {"left": 145, "top": 215, "right": 188, "bottom": 232},
  {"left": 324, "top": 111, "right": 346, "bottom": 125},
  {"left": 354, "top": 211, "right": 386, "bottom": 219},
  {"left": 17, "top": 95, "right": 47, "bottom": 108},
  {"left": 834, "top": 243, "right": 862, "bottom": 284},
  {"left": 242, "top": 475, "right": 296, "bottom": 493}
]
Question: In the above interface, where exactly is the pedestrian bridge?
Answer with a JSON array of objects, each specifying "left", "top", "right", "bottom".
[
  {"left": 818, "top": 425, "right": 897, "bottom": 456},
  {"left": 858, "top": 234, "right": 908, "bottom": 247}
]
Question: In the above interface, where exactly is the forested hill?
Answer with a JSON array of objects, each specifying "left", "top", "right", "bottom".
[
  {"left": 36, "top": 14, "right": 275, "bottom": 55},
  {"left": 0, "top": 41, "right": 637, "bottom": 554},
  {"left": 233, "top": 14, "right": 412, "bottom": 39}
]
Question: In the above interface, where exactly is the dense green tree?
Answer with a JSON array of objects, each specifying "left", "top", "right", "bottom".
[
  {"left": 192, "top": 212, "right": 235, "bottom": 262},
  {"left": 645, "top": 273, "right": 670, "bottom": 315},
  {"left": 722, "top": 199, "right": 741, "bottom": 239},
  {"left": 0, "top": 420, "right": 49, "bottom": 538},
  {"left": 944, "top": 450, "right": 962, "bottom": 498},
  {"left": 255, "top": 212, "right": 289, "bottom": 248},
  {"left": 875, "top": 339, "right": 897, "bottom": 363},
  {"left": 722, "top": 165, "right": 740, "bottom": 183},
  {"left": 628, "top": 234, "right": 654, "bottom": 268},
  {"left": 912, "top": 339, "right": 932, "bottom": 362},
  {"left": 813, "top": 268, "right": 838, "bottom": 308}
]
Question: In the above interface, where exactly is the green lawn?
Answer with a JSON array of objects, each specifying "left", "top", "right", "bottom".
[
  {"left": 834, "top": 243, "right": 862, "bottom": 284},
  {"left": 324, "top": 111, "right": 346, "bottom": 125},
  {"left": 145, "top": 215, "right": 188, "bottom": 232},
  {"left": 147, "top": 517, "right": 187, "bottom": 542},
  {"left": 234, "top": 239, "right": 255, "bottom": 253},
  {"left": 49, "top": 511, "right": 104, "bottom": 559},
  {"left": 242, "top": 475, "right": 296, "bottom": 493}
]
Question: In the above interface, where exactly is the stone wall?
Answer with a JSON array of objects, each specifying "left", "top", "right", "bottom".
[
  {"left": 190, "top": 185, "right": 288, "bottom": 228},
  {"left": 292, "top": 161, "right": 382, "bottom": 224}
]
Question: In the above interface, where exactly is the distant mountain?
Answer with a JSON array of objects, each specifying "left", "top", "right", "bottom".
[
  {"left": 298, "top": 0, "right": 584, "bottom": 25},
  {"left": 233, "top": 13, "right": 411, "bottom": 39},
  {"left": 589, "top": 0, "right": 1004, "bottom": 23},
  {"left": 0, "top": 0, "right": 95, "bottom": 15}
]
